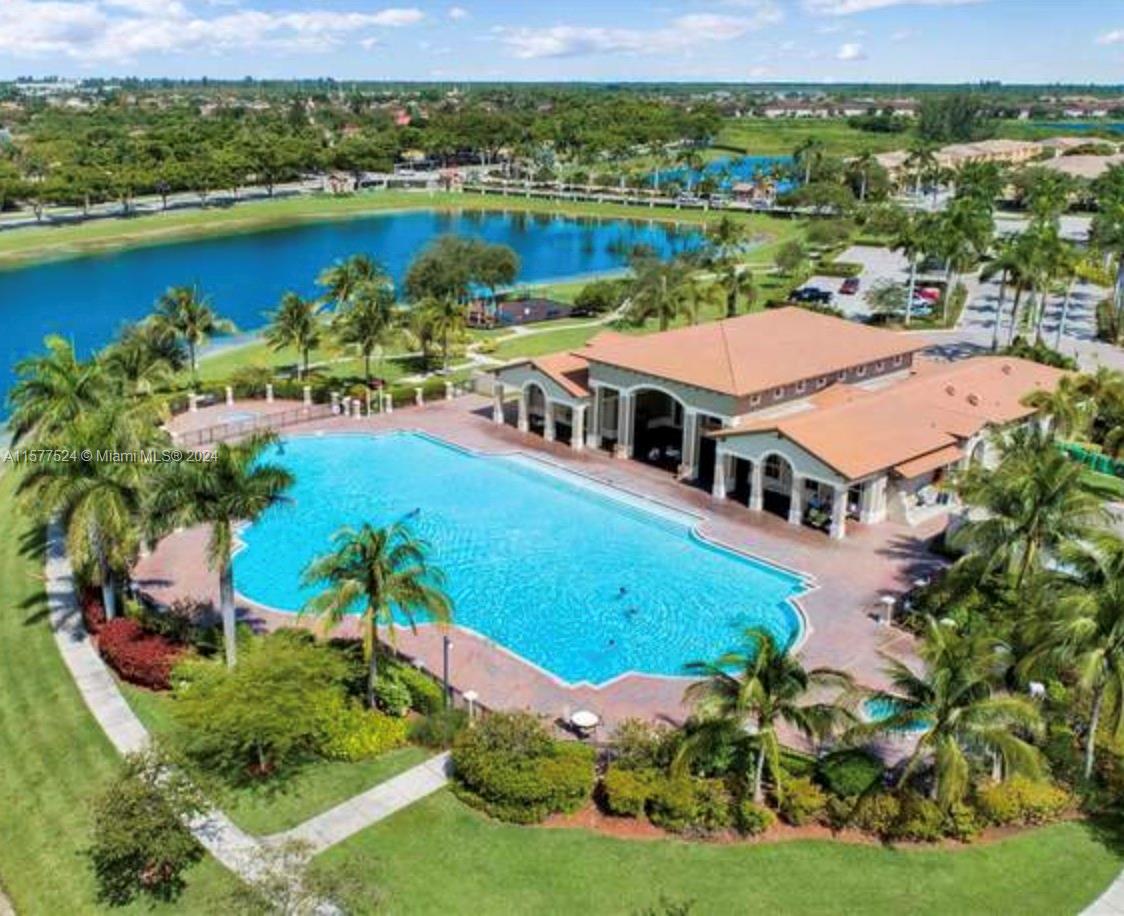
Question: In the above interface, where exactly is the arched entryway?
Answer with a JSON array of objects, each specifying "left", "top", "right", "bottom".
[
  {"left": 632, "top": 387, "right": 685, "bottom": 472},
  {"left": 524, "top": 383, "right": 547, "bottom": 436},
  {"left": 761, "top": 453, "right": 795, "bottom": 519}
]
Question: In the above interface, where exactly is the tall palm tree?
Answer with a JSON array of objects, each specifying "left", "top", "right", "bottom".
[
  {"left": 904, "top": 143, "right": 937, "bottom": 200},
  {"left": 149, "top": 432, "right": 293, "bottom": 667},
  {"left": 955, "top": 425, "right": 1111, "bottom": 590},
  {"left": 1041, "top": 536, "right": 1124, "bottom": 779},
  {"left": 152, "top": 285, "right": 235, "bottom": 387},
  {"left": 333, "top": 279, "right": 396, "bottom": 387},
  {"left": 7, "top": 335, "right": 109, "bottom": 445},
  {"left": 19, "top": 399, "right": 163, "bottom": 619},
  {"left": 891, "top": 212, "right": 936, "bottom": 327},
  {"left": 266, "top": 292, "right": 323, "bottom": 381},
  {"left": 792, "top": 137, "right": 825, "bottom": 186},
  {"left": 101, "top": 319, "right": 185, "bottom": 400},
  {"left": 680, "top": 275, "right": 719, "bottom": 326},
  {"left": 317, "top": 253, "right": 388, "bottom": 311},
  {"left": 679, "top": 628, "right": 854, "bottom": 803},
  {"left": 421, "top": 296, "right": 466, "bottom": 374},
  {"left": 628, "top": 257, "right": 688, "bottom": 332},
  {"left": 980, "top": 237, "right": 1026, "bottom": 351},
  {"left": 870, "top": 617, "right": 1043, "bottom": 807},
  {"left": 301, "top": 521, "right": 453, "bottom": 707},
  {"left": 849, "top": 149, "right": 878, "bottom": 203},
  {"left": 716, "top": 261, "right": 757, "bottom": 319},
  {"left": 1023, "top": 375, "right": 1094, "bottom": 441}
]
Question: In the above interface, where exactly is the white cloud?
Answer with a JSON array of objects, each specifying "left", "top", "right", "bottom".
[
  {"left": 447, "top": 5, "right": 468, "bottom": 20},
  {"left": 1096, "top": 29, "right": 1124, "bottom": 45},
  {"left": 497, "top": 7, "right": 782, "bottom": 59},
  {"left": 0, "top": 1, "right": 424, "bottom": 60},
  {"left": 805, "top": 0, "right": 983, "bottom": 14},
  {"left": 890, "top": 27, "right": 915, "bottom": 41},
  {"left": 836, "top": 41, "right": 865, "bottom": 60}
]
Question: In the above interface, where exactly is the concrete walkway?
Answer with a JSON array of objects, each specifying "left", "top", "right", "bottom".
[
  {"left": 268, "top": 753, "right": 452, "bottom": 854},
  {"left": 1085, "top": 876, "right": 1124, "bottom": 915}
]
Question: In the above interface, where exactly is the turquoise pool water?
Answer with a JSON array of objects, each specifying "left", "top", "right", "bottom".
[
  {"left": 864, "top": 697, "right": 930, "bottom": 732},
  {"left": 233, "top": 432, "right": 808, "bottom": 686}
]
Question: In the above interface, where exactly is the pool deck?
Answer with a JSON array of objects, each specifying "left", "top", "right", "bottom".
[{"left": 135, "top": 395, "right": 943, "bottom": 735}]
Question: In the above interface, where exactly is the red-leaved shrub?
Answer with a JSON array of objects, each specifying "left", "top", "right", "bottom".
[
  {"left": 80, "top": 587, "right": 107, "bottom": 635},
  {"left": 97, "top": 619, "right": 183, "bottom": 690}
]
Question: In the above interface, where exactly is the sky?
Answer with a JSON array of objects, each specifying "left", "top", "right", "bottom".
[{"left": 0, "top": 0, "right": 1121, "bottom": 84}]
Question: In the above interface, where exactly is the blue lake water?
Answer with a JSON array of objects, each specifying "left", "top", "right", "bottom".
[
  {"left": 0, "top": 208, "right": 701, "bottom": 413},
  {"left": 653, "top": 154, "right": 796, "bottom": 192},
  {"left": 234, "top": 432, "right": 807, "bottom": 685}
]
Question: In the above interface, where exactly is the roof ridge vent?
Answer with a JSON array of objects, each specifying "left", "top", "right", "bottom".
[
  {"left": 1001, "top": 364, "right": 1013, "bottom": 375},
  {"left": 945, "top": 384, "right": 956, "bottom": 396},
  {"left": 967, "top": 393, "right": 980, "bottom": 406}
]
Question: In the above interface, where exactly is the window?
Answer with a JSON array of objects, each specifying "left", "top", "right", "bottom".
[
  {"left": 749, "top": 393, "right": 761, "bottom": 407},
  {"left": 773, "top": 387, "right": 785, "bottom": 400},
  {"left": 892, "top": 355, "right": 903, "bottom": 367},
  {"left": 765, "top": 455, "right": 783, "bottom": 480},
  {"left": 838, "top": 370, "right": 848, "bottom": 381},
  {"left": 856, "top": 365, "right": 867, "bottom": 377},
  {"left": 875, "top": 361, "right": 884, "bottom": 372},
  {"left": 816, "top": 376, "right": 827, "bottom": 389},
  {"left": 796, "top": 380, "right": 806, "bottom": 393}
]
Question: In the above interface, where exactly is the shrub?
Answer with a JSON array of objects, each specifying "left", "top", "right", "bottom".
[
  {"left": 88, "top": 750, "right": 204, "bottom": 906},
  {"left": 892, "top": 793, "right": 944, "bottom": 842},
  {"left": 689, "top": 779, "right": 733, "bottom": 834},
  {"left": 734, "top": 799, "right": 776, "bottom": 837},
  {"left": 648, "top": 776, "right": 731, "bottom": 835},
  {"left": 850, "top": 792, "right": 901, "bottom": 838},
  {"left": 409, "top": 709, "right": 469, "bottom": 749},
  {"left": 390, "top": 662, "right": 445, "bottom": 714},
  {"left": 452, "top": 712, "right": 595, "bottom": 823},
  {"left": 601, "top": 767, "right": 657, "bottom": 818},
  {"left": 814, "top": 260, "right": 862, "bottom": 278},
  {"left": 373, "top": 675, "right": 411, "bottom": 717},
  {"left": 317, "top": 695, "right": 408, "bottom": 761},
  {"left": 975, "top": 776, "right": 1071, "bottom": 826},
  {"left": 943, "top": 802, "right": 981, "bottom": 842},
  {"left": 816, "top": 749, "right": 885, "bottom": 798},
  {"left": 98, "top": 618, "right": 184, "bottom": 690},
  {"left": 80, "top": 587, "right": 107, "bottom": 635},
  {"left": 824, "top": 795, "right": 855, "bottom": 832},
  {"left": 609, "top": 718, "right": 677, "bottom": 771},
  {"left": 806, "top": 218, "right": 855, "bottom": 247},
  {"left": 778, "top": 777, "right": 827, "bottom": 826}
]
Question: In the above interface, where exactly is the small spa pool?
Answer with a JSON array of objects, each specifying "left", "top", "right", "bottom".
[{"left": 233, "top": 432, "right": 809, "bottom": 686}]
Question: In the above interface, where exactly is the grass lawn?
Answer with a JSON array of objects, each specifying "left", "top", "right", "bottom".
[
  {"left": 314, "top": 790, "right": 1122, "bottom": 916},
  {"left": 118, "top": 681, "right": 430, "bottom": 836},
  {"left": 0, "top": 471, "right": 244, "bottom": 913},
  {"left": 713, "top": 118, "right": 910, "bottom": 158},
  {"left": 0, "top": 189, "right": 803, "bottom": 270}
]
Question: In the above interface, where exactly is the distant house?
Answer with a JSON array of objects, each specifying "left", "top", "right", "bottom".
[{"left": 468, "top": 297, "right": 572, "bottom": 329}]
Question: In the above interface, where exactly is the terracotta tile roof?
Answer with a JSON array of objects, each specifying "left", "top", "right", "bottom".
[
  {"left": 496, "top": 352, "right": 592, "bottom": 398},
  {"left": 578, "top": 307, "right": 921, "bottom": 397},
  {"left": 894, "top": 444, "right": 965, "bottom": 479},
  {"left": 715, "top": 356, "right": 1065, "bottom": 480}
]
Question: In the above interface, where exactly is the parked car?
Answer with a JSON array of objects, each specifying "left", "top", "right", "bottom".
[
  {"left": 791, "top": 286, "right": 834, "bottom": 305},
  {"left": 840, "top": 277, "right": 860, "bottom": 295},
  {"left": 917, "top": 287, "right": 942, "bottom": 303}
]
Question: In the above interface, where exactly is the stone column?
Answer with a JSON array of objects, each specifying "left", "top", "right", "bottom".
[
  {"left": 302, "top": 385, "right": 311, "bottom": 407},
  {"left": 189, "top": 392, "right": 198, "bottom": 413},
  {"left": 225, "top": 385, "right": 234, "bottom": 407},
  {"left": 571, "top": 405, "right": 586, "bottom": 452},
  {"left": 331, "top": 391, "right": 340, "bottom": 414},
  {"left": 711, "top": 450, "right": 728, "bottom": 499},
  {"left": 586, "top": 387, "right": 602, "bottom": 450},
  {"left": 680, "top": 410, "right": 699, "bottom": 479},
  {"left": 748, "top": 460, "right": 764, "bottom": 511},
  {"left": 492, "top": 382, "right": 505, "bottom": 425},
  {"left": 266, "top": 383, "right": 274, "bottom": 404},
  {"left": 859, "top": 475, "right": 888, "bottom": 524},
  {"left": 788, "top": 474, "right": 804, "bottom": 526},
  {"left": 445, "top": 381, "right": 454, "bottom": 401},
  {"left": 543, "top": 400, "right": 556, "bottom": 442},
  {"left": 517, "top": 388, "right": 529, "bottom": 433},
  {"left": 614, "top": 391, "right": 633, "bottom": 459},
  {"left": 383, "top": 391, "right": 394, "bottom": 414},
  {"left": 414, "top": 387, "right": 424, "bottom": 407},
  {"left": 829, "top": 484, "right": 848, "bottom": 540}
]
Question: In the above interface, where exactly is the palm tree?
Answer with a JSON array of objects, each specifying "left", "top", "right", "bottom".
[
  {"left": 955, "top": 425, "right": 1111, "bottom": 590},
  {"left": 149, "top": 432, "right": 293, "bottom": 667},
  {"left": 1023, "top": 375, "right": 1093, "bottom": 441},
  {"left": 870, "top": 617, "right": 1043, "bottom": 807},
  {"left": 333, "top": 280, "right": 395, "bottom": 388},
  {"left": 421, "top": 296, "right": 466, "bottom": 374},
  {"left": 680, "top": 275, "right": 719, "bottom": 326},
  {"left": 266, "top": 292, "right": 323, "bottom": 381},
  {"left": 101, "top": 319, "right": 185, "bottom": 399},
  {"left": 936, "top": 197, "right": 993, "bottom": 323},
  {"left": 7, "top": 335, "right": 109, "bottom": 445},
  {"left": 792, "top": 137, "right": 825, "bottom": 186},
  {"left": 301, "top": 521, "right": 453, "bottom": 707},
  {"left": 716, "top": 261, "right": 757, "bottom": 319},
  {"left": 904, "top": 143, "right": 937, "bottom": 200},
  {"left": 317, "top": 253, "right": 388, "bottom": 310},
  {"left": 890, "top": 212, "right": 936, "bottom": 327},
  {"left": 678, "top": 628, "right": 854, "bottom": 803},
  {"left": 627, "top": 258, "right": 688, "bottom": 332},
  {"left": 1041, "top": 536, "right": 1124, "bottom": 779},
  {"left": 849, "top": 149, "right": 878, "bottom": 203},
  {"left": 1053, "top": 244, "right": 1083, "bottom": 349},
  {"left": 19, "top": 399, "right": 162, "bottom": 620},
  {"left": 980, "top": 237, "right": 1025, "bottom": 351},
  {"left": 152, "top": 285, "right": 235, "bottom": 387}
]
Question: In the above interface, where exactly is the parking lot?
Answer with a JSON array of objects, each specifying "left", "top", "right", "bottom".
[{"left": 802, "top": 244, "right": 913, "bottom": 319}]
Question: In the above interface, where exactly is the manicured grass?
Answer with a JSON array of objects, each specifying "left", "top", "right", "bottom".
[
  {"left": 314, "top": 790, "right": 1122, "bottom": 916},
  {"left": 119, "top": 680, "right": 430, "bottom": 836},
  {"left": 0, "top": 189, "right": 802, "bottom": 270},
  {"left": 490, "top": 324, "right": 607, "bottom": 360},
  {"left": 0, "top": 472, "right": 244, "bottom": 913},
  {"left": 713, "top": 118, "right": 910, "bottom": 157}
]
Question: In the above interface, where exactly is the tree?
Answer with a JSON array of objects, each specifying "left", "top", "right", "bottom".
[
  {"left": 792, "top": 137, "right": 825, "bottom": 185},
  {"left": 848, "top": 149, "right": 878, "bottom": 203},
  {"left": 101, "top": 319, "right": 185, "bottom": 399},
  {"left": 869, "top": 617, "right": 1042, "bottom": 808},
  {"left": 88, "top": 749, "right": 204, "bottom": 906},
  {"left": 904, "top": 143, "right": 937, "bottom": 199},
  {"left": 774, "top": 240, "right": 807, "bottom": 277},
  {"left": 7, "top": 335, "right": 109, "bottom": 445},
  {"left": 333, "top": 279, "right": 396, "bottom": 387},
  {"left": 917, "top": 93, "right": 988, "bottom": 143},
  {"left": 301, "top": 521, "right": 453, "bottom": 708},
  {"left": 678, "top": 628, "right": 854, "bottom": 803},
  {"left": 419, "top": 295, "right": 466, "bottom": 374},
  {"left": 152, "top": 285, "right": 234, "bottom": 387},
  {"left": 715, "top": 261, "right": 756, "bottom": 319},
  {"left": 317, "top": 253, "right": 389, "bottom": 312},
  {"left": 891, "top": 212, "right": 938, "bottom": 326},
  {"left": 149, "top": 432, "right": 293, "bottom": 667},
  {"left": 267, "top": 292, "right": 324, "bottom": 381},
  {"left": 981, "top": 236, "right": 1027, "bottom": 351},
  {"left": 627, "top": 256, "right": 689, "bottom": 331}
]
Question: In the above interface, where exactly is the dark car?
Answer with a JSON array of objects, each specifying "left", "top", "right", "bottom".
[
  {"left": 791, "top": 286, "right": 834, "bottom": 305},
  {"left": 840, "top": 277, "right": 860, "bottom": 295}
]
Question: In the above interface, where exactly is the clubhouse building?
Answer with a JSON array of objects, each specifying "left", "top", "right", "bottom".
[{"left": 490, "top": 307, "right": 1063, "bottom": 540}]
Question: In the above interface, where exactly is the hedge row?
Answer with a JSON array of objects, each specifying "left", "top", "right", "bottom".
[{"left": 814, "top": 260, "right": 863, "bottom": 278}]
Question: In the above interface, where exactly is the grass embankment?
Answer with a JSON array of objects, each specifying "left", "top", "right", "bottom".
[
  {"left": 0, "top": 472, "right": 243, "bottom": 913},
  {"left": 314, "top": 790, "right": 1122, "bottom": 916},
  {"left": 0, "top": 189, "right": 801, "bottom": 270},
  {"left": 120, "top": 682, "right": 429, "bottom": 836},
  {"left": 712, "top": 118, "right": 909, "bottom": 158}
]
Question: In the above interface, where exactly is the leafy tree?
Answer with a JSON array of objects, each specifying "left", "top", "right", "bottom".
[
  {"left": 301, "top": 521, "right": 453, "bottom": 708},
  {"left": 774, "top": 240, "right": 807, "bottom": 277},
  {"left": 678, "top": 628, "right": 854, "bottom": 803},
  {"left": 151, "top": 285, "right": 235, "bottom": 386},
  {"left": 918, "top": 93, "right": 990, "bottom": 143},
  {"left": 266, "top": 291, "right": 324, "bottom": 380},
  {"left": 7, "top": 335, "right": 109, "bottom": 445},
  {"left": 88, "top": 749, "right": 204, "bottom": 906},
  {"left": 573, "top": 278, "right": 627, "bottom": 316},
  {"left": 149, "top": 432, "right": 293, "bottom": 667}
]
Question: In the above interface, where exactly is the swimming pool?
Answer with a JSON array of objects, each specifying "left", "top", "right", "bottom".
[{"left": 233, "top": 432, "right": 809, "bottom": 686}]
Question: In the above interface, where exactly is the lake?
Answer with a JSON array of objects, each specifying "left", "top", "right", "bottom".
[{"left": 0, "top": 208, "right": 701, "bottom": 413}]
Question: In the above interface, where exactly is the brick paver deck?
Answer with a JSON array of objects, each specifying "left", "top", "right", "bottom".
[{"left": 141, "top": 396, "right": 945, "bottom": 733}]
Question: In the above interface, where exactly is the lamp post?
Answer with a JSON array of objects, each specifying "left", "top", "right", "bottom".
[{"left": 442, "top": 635, "right": 452, "bottom": 708}]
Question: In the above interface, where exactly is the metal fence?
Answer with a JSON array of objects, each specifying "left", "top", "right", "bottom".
[{"left": 172, "top": 403, "right": 334, "bottom": 447}]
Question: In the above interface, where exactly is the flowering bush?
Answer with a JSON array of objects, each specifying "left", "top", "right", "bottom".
[
  {"left": 778, "top": 777, "right": 828, "bottom": 826},
  {"left": 98, "top": 619, "right": 184, "bottom": 690},
  {"left": 317, "top": 695, "right": 408, "bottom": 761},
  {"left": 975, "top": 776, "right": 1071, "bottom": 826}
]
